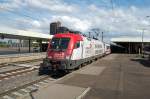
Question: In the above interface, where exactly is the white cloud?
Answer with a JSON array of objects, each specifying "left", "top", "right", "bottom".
[
  {"left": 0, "top": 0, "right": 24, "bottom": 11},
  {"left": 86, "top": 5, "right": 150, "bottom": 36},
  {"left": 30, "top": 0, "right": 78, "bottom": 13},
  {"left": 88, "top": 4, "right": 99, "bottom": 12},
  {"left": 51, "top": 16, "right": 92, "bottom": 32},
  {"left": 0, "top": 1, "right": 150, "bottom": 40},
  {"left": 0, "top": 0, "right": 78, "bottom": 13},
  {"left": 32, "top": 20, "right": 41, "bottom": 28}
]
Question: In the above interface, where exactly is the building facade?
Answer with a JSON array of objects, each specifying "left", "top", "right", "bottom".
[{"left": 50, "top": 21, "right": 61, "bottom": 35}]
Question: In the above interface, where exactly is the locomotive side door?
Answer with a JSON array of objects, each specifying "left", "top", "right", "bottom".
[
  {"left": 71, "top": 41, "right": 82, "bottom": 60},
  {"left": 81, "top": 41, "right": 84, "bottom": 59}
]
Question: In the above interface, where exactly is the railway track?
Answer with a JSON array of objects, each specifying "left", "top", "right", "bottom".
[
  {"left": 0, "top": 75, "right": 54, "bottom": 99},
  {"left": 0, "top": 58, "right": 43, "bottom": 68},
  {"left": 10, "top": 58, "right": 43, "bottom": 64},
  {"left": 0, "top": 67, "right": 38, "bottom": 81},
  {"left": 0, "top": 60, "right": 67, "bottom": 99},
  {"left": 0, "top": 63, "right": 10, "bottom": 68},
  {"left": 0, "top": 59, "right": 43, "bottom": 81},
  {"left": 0, "top": 70, "right": 68, "bottom": 99}
]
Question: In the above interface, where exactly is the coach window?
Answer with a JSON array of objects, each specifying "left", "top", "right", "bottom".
[
  {"left": 74, "top": 41, "right": 80, "bottom": 49},
  {"left": 107, "top": 46, "right": 110, "bottom": 49}
]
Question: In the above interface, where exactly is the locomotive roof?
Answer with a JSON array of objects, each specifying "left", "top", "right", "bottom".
[{"left": 53, "top": 33, "right": 83, "bottom": 41}]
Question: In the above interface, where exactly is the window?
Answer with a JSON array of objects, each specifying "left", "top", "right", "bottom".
[
  {"left": 95, "top": 44, "right": 102, "bottom": 48},
  {"left": 107, "top": 46, "right": 110, "bottom": 49},
  {"left": 74, "top": 41, "right": 80, "bottom": 48},
  {"left": 50, "top": 38, "right": 70, "bottom": 50}
]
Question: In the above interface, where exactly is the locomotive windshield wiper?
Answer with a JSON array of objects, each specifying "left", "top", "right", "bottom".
[{"left": 58, "top": 45, "right": 65, "bottom": 52}]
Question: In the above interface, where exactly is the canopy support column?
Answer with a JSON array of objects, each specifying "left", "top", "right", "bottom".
[
  {"left": 18, "top": 39, "right": 21, "bottom": 53},
  {"left": 29, "top": 38, "right": 31, "bottom": 53},
  {"left": 39, "top": 39, "right": 42, "bottom": 52}
]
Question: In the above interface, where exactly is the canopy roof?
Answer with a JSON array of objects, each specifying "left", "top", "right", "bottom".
[
  {"left": 111, "top": 37, "right": 150, "bottom": 43},
  {"left": 0, "top": 27, "right": 53, "bottom": 40}
]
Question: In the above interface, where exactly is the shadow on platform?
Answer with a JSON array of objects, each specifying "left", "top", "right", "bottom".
[
  {"left": 131, "top": 58, "right": 150, "bottom": 68},
  {"left": 39, "top": 70, "right": 68, "bottom": 79}
]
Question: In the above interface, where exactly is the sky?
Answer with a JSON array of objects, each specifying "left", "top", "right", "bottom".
[{"left": 0, "top": 0, "right": 150, "bottom": 42}]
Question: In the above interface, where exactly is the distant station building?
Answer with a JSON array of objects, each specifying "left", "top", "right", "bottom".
[
  {"left": 57, "top": 26, "right": 69, "bottom": 33},
  {"left": 0, "top": 27, "right": 53, "bottom": 53},
  {"left": 111, "top": 37, "right": 150, "bottom": 54},
  {"left": 50, "top": 21, "right": 61, "bottom": 35}
]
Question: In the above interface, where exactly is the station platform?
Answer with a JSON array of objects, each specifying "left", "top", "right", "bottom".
[
  {"left": 23, "top": 54, "right": 150, "bottom": 99},
  {"left": 0, "top": 52, "right": 46, "bottom": 64}
]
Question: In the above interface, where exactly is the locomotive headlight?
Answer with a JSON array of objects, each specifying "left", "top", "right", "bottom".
[
  {"left": 48, "top": 56, "right": 52, "bottom": 59},
  {"left": 66, "top": 56, "right": 70, "bottom": 60}
]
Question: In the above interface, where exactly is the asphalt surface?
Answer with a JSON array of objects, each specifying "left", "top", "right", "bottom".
[
  {"left": 57, "top": 54, "right": 150, "bottom": 99},
  {"left": 85, "top": 54, "right": 150, "bottom": 99}
]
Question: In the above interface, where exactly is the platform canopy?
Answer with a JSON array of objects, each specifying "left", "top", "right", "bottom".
[
  {"left": 111, "top": 37, "right": 150, "bottom": 43},
  {"left": 0, "top": 26, "right": 53, "bottom": 40}
]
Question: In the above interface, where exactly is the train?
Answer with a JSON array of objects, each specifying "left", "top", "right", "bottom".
[
  {"left": 143, "top": 45, "right": 150, "bottom": 55},
  {"left": 39, "top": 32, "right": 111, "bottom": 74},
  {"left": 104, "top": 43, "right": 111, "bottom": 55}
]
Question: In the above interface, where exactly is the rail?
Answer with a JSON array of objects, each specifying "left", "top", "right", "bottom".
[
  {"left": 0, "top": 53, "right": 46, "bottom": 64},
  {"left": 0, "top": 52, "right": 46, "bottom": 59}
]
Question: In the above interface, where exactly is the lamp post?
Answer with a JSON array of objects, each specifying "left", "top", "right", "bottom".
[
  {"left": 146, "top": 16, "right": 150, "bottom": 59},
  {"left": 141, "top": 29, "right": 145, "bottom": 58},
  {"left": 140, "top": 16, "right": 150, "bottom": 57},
  {"left": 102, "top": 32, "right": 104, "bottom": 42}
]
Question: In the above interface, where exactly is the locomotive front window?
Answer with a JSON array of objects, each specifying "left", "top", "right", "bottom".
[{"left": 50, "top": 38, "right": 70, "bottom": 50}]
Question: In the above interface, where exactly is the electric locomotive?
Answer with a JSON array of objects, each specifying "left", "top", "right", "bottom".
[{"left": 39, "top": 31, "right": 107, "bottom": 74}]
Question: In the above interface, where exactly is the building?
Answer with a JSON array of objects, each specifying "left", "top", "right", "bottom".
[
  {"left": 111, "top": 37, "right": 150, "bottom": 54},
  {"left": 57, "top": 26, "right": 69, "bottom": 33},
  {"left": 50, "top": 21, "right": 61, "bottom": 35},
  {"left": 0, "top": 28, "right": 53, "bottom": 53}
]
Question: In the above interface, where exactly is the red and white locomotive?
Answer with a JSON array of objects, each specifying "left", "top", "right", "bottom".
[{"left": 39, "top": 31, "right": 110, "bottom": 73}]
